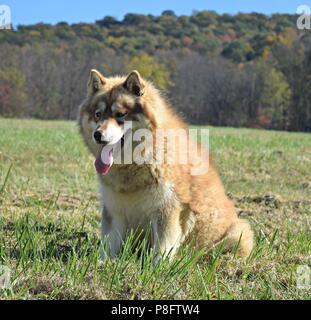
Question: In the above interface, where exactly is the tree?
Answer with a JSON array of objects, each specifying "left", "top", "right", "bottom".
[
  {"left": 162, "top": 10, "right": 176, "bottom": 17},
  {"left": 272, "top": 36, "right": 311, "bottom": 131},
  {"left": 190, "top": 11, "right": 218, "bottom": 27},
  {"left": 127, "top": 54, "right": 170, "bottom": 90},
  {"left": 96, "top": 16, "right": 119, "bottom": 28},
  {"left": 0, "top": 67, "right": 26, "bottom": 117},
  {"left": 259, "top": 66, "right": 291, "bottom": 129},
  {"left": 123, "top": 14, "right": 150, "bottom": 25},
  {"left": 222, "top": 40, "right": 252, "bottom": 63}
]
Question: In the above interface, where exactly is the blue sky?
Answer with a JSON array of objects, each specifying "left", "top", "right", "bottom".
[{"left": 4, "top": 0, "right": 311, "bottom": 26}]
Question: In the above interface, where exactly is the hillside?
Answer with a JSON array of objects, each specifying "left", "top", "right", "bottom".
[{"left": 0, "top": 11, "right": 311, "bottom": 131}]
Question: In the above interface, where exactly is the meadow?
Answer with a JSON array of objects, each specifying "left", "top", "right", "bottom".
[{"left": 0, "top": 118, "right": 310, "bottom": 300}]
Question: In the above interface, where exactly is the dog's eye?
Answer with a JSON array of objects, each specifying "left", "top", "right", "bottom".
[
  {"left": 95, "top": 110, "right": 102, "bottom": 119},
  {"left": 115, "top": 111, "right": 128, "bottom": 119}
]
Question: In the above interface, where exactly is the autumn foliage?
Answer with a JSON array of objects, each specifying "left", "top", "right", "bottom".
[{"left": 0, "top": 11, "right": 310, "bottom": 131}]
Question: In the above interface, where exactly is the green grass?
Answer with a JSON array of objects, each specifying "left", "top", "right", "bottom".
[{"left": 0, "top": 118, "right": 310, "bottom": 300}]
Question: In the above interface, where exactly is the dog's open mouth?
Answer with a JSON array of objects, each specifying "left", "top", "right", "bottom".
[{"left": 95, "top": 136, "right": 124, "bottom": 176}]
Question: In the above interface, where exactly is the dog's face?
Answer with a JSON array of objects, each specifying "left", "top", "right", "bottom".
[{"left": 79, "top": 69, "right": 153, "bottom": 175}]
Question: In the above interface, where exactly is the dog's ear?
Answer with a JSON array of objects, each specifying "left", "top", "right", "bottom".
[
  {"left": 123, "top": 70, "right": 144, "bottom": 96},
  {"left": 87, "top": 69, "right": 106, "bottom": 96}
]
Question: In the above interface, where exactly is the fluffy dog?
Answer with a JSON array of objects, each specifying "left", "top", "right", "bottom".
[{"left": 78, "top": 69, "right": 253, "bottom": 263}]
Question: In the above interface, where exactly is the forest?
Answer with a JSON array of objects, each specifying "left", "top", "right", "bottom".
[{"left": 0, "top": 10, "right": 311, "bottom": 132}]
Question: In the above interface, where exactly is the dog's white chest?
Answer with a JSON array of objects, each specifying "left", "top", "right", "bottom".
[{"left": 100, "top": 182, "right": 173, "bottom": 228}]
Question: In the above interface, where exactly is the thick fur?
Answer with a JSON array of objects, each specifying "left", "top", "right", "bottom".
[{"left": 78, "top": 69, "right": 254, "bottom": 262}]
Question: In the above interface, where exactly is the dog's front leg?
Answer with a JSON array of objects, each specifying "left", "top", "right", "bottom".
[
  {"left": 100, "top": 207, "right": 126, "bottom": 260},
  {"left": 152, "top": 210, "right": 182, "bottom": 266}
]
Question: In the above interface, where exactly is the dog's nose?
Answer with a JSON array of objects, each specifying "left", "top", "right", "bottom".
[{"left": 94, "top": 131, "right": 102, "bottom": 143}]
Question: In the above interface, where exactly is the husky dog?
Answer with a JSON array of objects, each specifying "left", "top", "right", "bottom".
[{"left": 78, "top": 69, "right": 253, "bottom": 263}]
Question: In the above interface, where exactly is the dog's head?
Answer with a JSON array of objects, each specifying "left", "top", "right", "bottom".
[{"left": 79, "top": 69, "right": 157, "bottom": 175}]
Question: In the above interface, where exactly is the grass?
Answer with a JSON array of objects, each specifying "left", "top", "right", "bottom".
[{"left": 0, "top": 118, "right": 310, "bottom": 300}]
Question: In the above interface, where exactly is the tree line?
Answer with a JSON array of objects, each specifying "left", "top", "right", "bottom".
[{"left": 0, "top": 10, "right": 310, "bottom": 132}]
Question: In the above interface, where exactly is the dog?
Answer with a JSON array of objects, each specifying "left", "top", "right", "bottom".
[{"left": 78, "top": 69, "right": 253, "bottom": 264}]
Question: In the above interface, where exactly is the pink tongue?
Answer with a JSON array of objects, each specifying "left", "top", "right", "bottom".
[{"left": 95, "top": 148, "right": 113, "bottom": 175}]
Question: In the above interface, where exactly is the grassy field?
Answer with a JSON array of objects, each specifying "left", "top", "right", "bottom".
[{"left": 0, "top": 118, "right": 310, "bottom": 300}]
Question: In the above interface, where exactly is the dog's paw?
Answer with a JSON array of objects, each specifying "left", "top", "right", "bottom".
[{"left": 152, "top": 254, "right": 162, "bottom": 269}]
